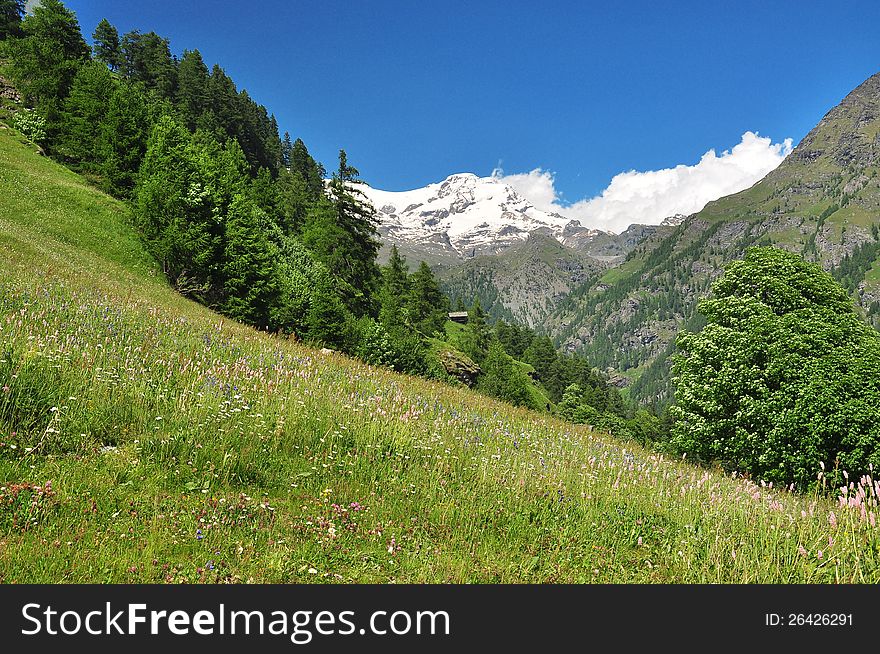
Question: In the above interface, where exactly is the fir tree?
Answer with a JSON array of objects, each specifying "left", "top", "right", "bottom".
[
  {"left": 97, "top": 80, "right": 153, "bottom": 197},
  {"left": 58, "top": 60, "right": 114, "bottom": 167},
  {"left": 120, "top": 30, "right": 177, "bottom": 99},
  {"left": 378, "top": 245, "right": 411, "bottom": 328},
  {"left": 92, "top": 18, "right": 121, "bottom": 70},
  {"left": 406, "top": 260, "right": 448, "bottom": 335},
  {"left": 8, "top": 0, "right": 89, "bottom": 134},
  {"left": 221, "top": 194, "right": 281, "bottom": 329},
  {"left": 175, "top": 49, "right": 211, "bottom": 130},
  {"left": 303, "top": 150, "right": 380, "bottom": 316},
  {"left": 0, "top": 0, "right": 24, "bottom": 40}
]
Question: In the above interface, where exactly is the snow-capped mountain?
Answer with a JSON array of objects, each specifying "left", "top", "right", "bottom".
[{"left": 358, "top": 172, "right": 610, "bottom": 261}]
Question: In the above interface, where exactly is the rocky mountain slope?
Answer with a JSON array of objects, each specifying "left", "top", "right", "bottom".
[
  {"left": 549, "top": 71, "right": 880, "bottom": 405},
  {"left": 436, "top": 232, "right": 605, "bottom": 327}
]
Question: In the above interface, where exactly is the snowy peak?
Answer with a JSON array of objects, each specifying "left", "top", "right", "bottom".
[{"left": 360, "top": 173, "right": 610, "bottom": 259}]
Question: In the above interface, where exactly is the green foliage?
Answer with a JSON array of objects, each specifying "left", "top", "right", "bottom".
[
  {"left": 477, "top": 340, "right": 538, "bottom": 409},
  {"left": 302, "top": 150, "right": 380, "bottom": 316},
  {"left": 460, "top": 298, "right": 491, "bottom": 363},
  {"left": 406, "top": 260, "right": 449, "bottom": 335},
  {"left": 671, "top": 247, "right": 880, "bottom": 489},
  {"left": 175, "top": 49, "right": 210, "bottom": 131},
  {"left": 221, "top": 194, "right": 281, "bottom": 329},
  {"left": 97, "top": 80, "right": 154, "bottom": 197},
  {"left": 120, "top": 30, "right": 177, "bottom": 99},
  {"left": 0, "top": 0, "right": 23, "bottom": 41},
  {"left": 91, "top": 18, "right": 121, "bottom": 70},
  {"left": 10, "top": 108, "right": 46, "bottom": 144},
  {"left": 58, "top": 60, "right": 113, "bottom": 166},
  {"left": 7, "top": 0, "right": 89, "bottom": 133},
  {"left": 133, "top": 114, "right": 219, "bottom": 298}
]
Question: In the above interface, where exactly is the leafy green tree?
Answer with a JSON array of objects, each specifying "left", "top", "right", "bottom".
[
  {"left": 7, "top": 0, "right": 89, "bottom": 134},
  {"left": 58, "top": 60, "right": 114, "bottom": 166},
  {"left": 671, "top": 247, "right": 880, "bottom": 489},
  {"left": 289, "top": 137, "right": 325, "bottom": 200},
  {"left": 306, "top": 283, "right": 355, "bottom": 351},
  {"left": 556, "top": 384, "right": 600, "bottom": 424},
  {"left": 523, "top": 335, "right": 566, "bottom": 402},
  {"left": 0, "top": 0, "right": 24, "bottom": 40},
  {"left": 133, "top": 114, "right": 220, "bottom": 298},
  {"left": 378, "top": 245, "right": 411, "bottom": 328},
  {"left": 91, "top": 18, "right": 121, "bottom": 70}
]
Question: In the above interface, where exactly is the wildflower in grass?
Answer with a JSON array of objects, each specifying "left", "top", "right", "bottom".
[
  {"left": 798, "top": 545, "right": 808, "bottom": 557},
  {"left": 829, "top": 511, "right": 837, "bottom": 528},
  {"left": 196, "top": 529, "right": 203, "bottom": 540},
  {"left": 817, "top": 550, "right": 823, "bottom": 559}
]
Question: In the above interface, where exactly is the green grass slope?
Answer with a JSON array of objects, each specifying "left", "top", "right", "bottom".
[{"left": 1, "top": 130, "right": 879, "bottom": 583}]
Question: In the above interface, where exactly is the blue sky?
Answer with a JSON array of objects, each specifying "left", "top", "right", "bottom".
[{"left": 65, "top": 0, "right": 880, "bottom": 208}]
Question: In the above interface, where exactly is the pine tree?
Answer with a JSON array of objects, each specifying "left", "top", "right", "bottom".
[
  {"left": 406, "top": 260, "right": 448, "bottom": 335},
  {"left": 477, "top": 340, "right": 535, "bottom": 409},
  {"left": 461, "top": 298, "right": 491, "bottom": 363},
  {"left": 280, "top": 132, "right": 293, "bottom": 169},
  {"left": 221, "top": 194, "right": 281, "bottom": 329},
  {"left": 524, "top": 335, "right": 566, "bottom": 402},
  {"left": 8, "top": 0, "right": 89, "bottom": 134},
  {"left": 303, "top": 150, "right": 380, "bottom": 316},
  {"left": 290, "top": 137, "right": 325, "bottom": 200},
  {"left": 92, "top": 18, "right": 121, "bottom": 70},
  {"left": 133, "top": 114, "right": 220, "bottom": 298},
  {"left": 58, "top": 60, "right": 114, "bottom": 167},
  {"left": 378, "top": 245, "right": 411, "bottom": 328},
  {"left": 120, "top": 30, "right": 177, "bottom": 99},
  {"left": 0, "top": 0, "right": 24, "bottom": 40},
  {"left": 175, "top": 49, "right": 211, "bottom": 130},
  {"left": 97, "top": 80, "right": 153, "bottom": 197}
]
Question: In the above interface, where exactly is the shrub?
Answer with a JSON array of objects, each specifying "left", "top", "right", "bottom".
[{"left": 11, "top": 108, "right": 47, "bottom": 145}]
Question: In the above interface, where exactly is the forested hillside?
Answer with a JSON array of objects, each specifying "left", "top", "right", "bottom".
[{"left": 549, "top": 72, "right": 880, "bottom": 405}]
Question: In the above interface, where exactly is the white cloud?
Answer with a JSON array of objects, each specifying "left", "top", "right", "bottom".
[{"left": 494, "top": 131, "right": 793, "bottom": 234}]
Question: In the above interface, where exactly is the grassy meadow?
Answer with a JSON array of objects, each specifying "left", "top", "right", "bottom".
[{"left": 1, "top": 128, "right": 880, "bottom": 583}]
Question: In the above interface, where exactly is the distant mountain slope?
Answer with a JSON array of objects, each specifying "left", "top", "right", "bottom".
[
  {"left": 436, "top": 232, "right": 605, "bottom": 327},
  {"left": 549, "top": 71, "right": 880, "bottom": 404}
]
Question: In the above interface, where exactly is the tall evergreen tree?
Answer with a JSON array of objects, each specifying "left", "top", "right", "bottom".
[
  {"left": 0, "top": 0, "right": 24, "bottom": 40},
  {"left": 8, "top": 0, "right": 89, "bottom": 134},
  {"left": 461, "top": 298, "right": 491, "bottom": 363},
  {"left": 58, "top": 60, "right": 114, "bottom": 167},
  {"left": 133, "top": 114, "right": 220, "bottom": 298},
  {"left": 302, "top": 150, "right": 380, "bottom": 316},
  {"left": 378, "top": 245, "right": 411, "bottom": 328},
  {"left": 97, "top": 80, "right": 153, "bottom": 197},
  {"left": 407, "top": 260, "right": 448, "bottom": 335},
  {"left": 91, "top": 18, "right": 121, "bottom": 70},
  {"left": 120, "top": 30, "right": 177, "bottom": 99},
  {"left": 221, "top": 194, "right": 281, "bottom": 329},
  {"left": 175, "top": 49, "right": 210, "bottom": 130},
  {"left": 290, "top": 137, "right": 325, "bottom": 199},
  {"left": 280, "top": 132, "right": 293, "bottom": 169}
]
